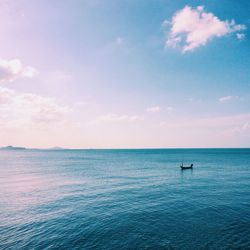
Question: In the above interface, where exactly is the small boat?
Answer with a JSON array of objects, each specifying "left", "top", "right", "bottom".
[{"left": 180, "top": 163, "right": 193, "bottom": 170}]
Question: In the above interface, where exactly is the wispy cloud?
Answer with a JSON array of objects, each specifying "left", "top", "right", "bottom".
[
  {"left": 223, "top": 120, "right": 250, "bottom": 137},
  {"left": 0, "top": 58, "right": 38, "bottom": 82},
  {"left": 159, "top": 113, "right": 250, "bottom": 131},
  {"left": 90, "top": 113, "right": 144, "bottom": 125},
  {"left": 146, "top": 106, "right": 161, "bottom": 113},
  {"left": 236, "top": 33, "right": 245, "bottom": 40},
  {"left": 219, "top": 95, "right": 239, "bottom": 103},
  {"left": 164, "top": 6, "right": 246, "bottom": 52},
  {"left": 0, "top": 86, "right": 69, "bottom": 128},
  {"left": 48, "top": 70, "right": 72, "bottom": 82}
]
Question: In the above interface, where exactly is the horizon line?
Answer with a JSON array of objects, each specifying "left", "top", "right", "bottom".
[{"left": 1, "top": 145, "right": 250, "bottom": 150}]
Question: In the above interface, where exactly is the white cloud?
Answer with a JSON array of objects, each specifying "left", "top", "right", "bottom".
[
  {"left": 0, "top": 58, "right": 38, "bottom": 82},
  {"left": 90, "top": 113, "right": 144, "bottom": 125},
  {"left": 0, "top": 86, "right": 69, "bottom": 128},
  {"left": 146, "top": 106, "right": 161, "bottom": 113},
  {"left": 164, "top": 5, "right": 246, "bottom": 52},
  {"left": 219, "top": 95, "right": 238, "bottom": 103},
  {"left": 236, "top": 33, "right": 245, "bottom": 40}
]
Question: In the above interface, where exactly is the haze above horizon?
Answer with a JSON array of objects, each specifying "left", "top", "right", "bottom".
[{"left": 0, "top": 0, "right": 249, "bottom": 148}]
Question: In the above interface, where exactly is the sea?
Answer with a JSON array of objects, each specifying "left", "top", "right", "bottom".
[{"left": 0, "top": 148, "right": 249, "bottom": 250}]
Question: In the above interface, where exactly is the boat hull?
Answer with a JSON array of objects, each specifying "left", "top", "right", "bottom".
[{"left": 180, "top": 165, "right": 193, "bottom": 170}]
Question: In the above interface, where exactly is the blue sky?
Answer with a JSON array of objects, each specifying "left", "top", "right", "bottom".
[{"left": 0, "top": 0, "right": 249, "bottom": 148}]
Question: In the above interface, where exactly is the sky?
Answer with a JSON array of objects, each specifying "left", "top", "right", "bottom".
[{"left": 0, "top": 0, "right": 250, "bottom": 148}]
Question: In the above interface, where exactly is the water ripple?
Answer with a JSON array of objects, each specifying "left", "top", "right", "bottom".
[{"left": 0, "top": 149, "right": 250, "bottom": 249}]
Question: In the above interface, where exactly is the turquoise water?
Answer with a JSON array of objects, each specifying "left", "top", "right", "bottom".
[{"left": 0, "top": 149, "right": 249, "bottom": 249}]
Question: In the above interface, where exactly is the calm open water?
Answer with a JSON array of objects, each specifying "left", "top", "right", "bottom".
[{"left": 0, "top": 149, "right": 249, "bottom": 250}]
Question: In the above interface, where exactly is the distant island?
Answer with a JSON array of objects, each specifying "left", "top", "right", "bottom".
[
  {"left": 47, "top": 147, "right": 65, "bottom": 150},
  {"left": 0, "top": 146, "right": 68, "bottom": 150},
  {"left": 0, "top": 145, "right": 26, "bottom": 150}
]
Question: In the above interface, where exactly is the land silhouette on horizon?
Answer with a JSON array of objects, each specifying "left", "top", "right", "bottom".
[{"left": 0, "top": 145, "right": 26, "bottom": 150}]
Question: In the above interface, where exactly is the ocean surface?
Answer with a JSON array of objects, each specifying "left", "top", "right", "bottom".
[{"left": 0, "top": 149, "right": 249, "bottom": 250}]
